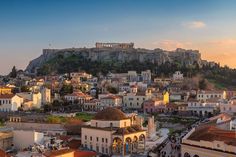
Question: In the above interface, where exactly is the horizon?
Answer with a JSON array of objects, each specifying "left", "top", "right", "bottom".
[{"left": 1, "top": 0, "right": 236, "bottom": 74}]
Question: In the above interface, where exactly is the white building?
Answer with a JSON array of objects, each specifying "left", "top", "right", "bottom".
[
  {"left": 13, "top": 130, "right": 44, "bottom": 150},
  {"left": 100, "top": 95, "right": 122, "bottom": 108},
  {"left": 187, "top": 100, "right": 219, "bottom": 116},
  {"left": 220, "top": 99, "right": 236, "bottom": 114},
  {"left": 181, "top": 114, "right": 236, "bottom": 157},
  {"left": 64, "top": 92, "right": 92, "bottom": 104},
  {"left": 17, "top": 92, "right": 42, "bottom": 109},
  {"left": 0, "top": 94, "right": 23, "bottom": 112},
  {"left": 172, "top": 71, "right": 183, "bottom": 81},
  {"left": 127, "top": 71, "right": 138, "bottom": 82},
  {"left": 123, "top": 89, "right": 152, "bottom": 110},
  {"left": 41, "top": 87, "right": 51, "bottom": 104},
  {"left": 141, "top": 70, "right": 151, "bottom": 83},
  {"left": 197, "top": 90, "right": 226, "bottom": 101},
  {"left": 81, "top": 108, "right": 146, "bottom": 156}
]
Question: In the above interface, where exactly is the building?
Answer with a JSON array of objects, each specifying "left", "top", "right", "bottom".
[
  {"left": 96, "top": 42, "right": 134, "bottom": 49},
  {"left": 100, "top": 95, "right": 122, "bottom": 108},
  {"left": 141, "top": 70, "right": 152, "bottom": 83},
  {"left": 83, "top": 99, "right": 102, "bottom": 111},
  {"left": 43, "top": 149, "right": 97, "bottom": 157},
  {"left": 17, "top": 92, "right": 42, "bottom": 109},
  {"left": 64, "top": 92, "right": 92, "bottom": 104},
  {"left": 0, "top": 94, "right": 23, "bottom": 112},
  {"left": 143, "top": 99, "right": 165, "bottom": 113},
  {"left": 123, "top": 90, "right": 152, "bottom": 110},
  {"left": 81, "top": 108, "right": 146, "bottom": 156},
  {"left": 181, "top": 114, "right": 236, "bottom": 157},
  {"left": 41, "top": 87, "right": 51, "bottom": 104},
  {"left": 154, "top": 78, "right": 171, "bottom": 86},
  {"left": 172, "top": 71, "right": 184, "bottom": 81},
  {"left": 0, "top": 86, "right": 12, "bottom": 95},
  {"left": 13, "top": 130, "right": 44, "bottom": 150},
  {"left": 187, "top": 99, "right": 219, "bottom": 117},
  {"left": 0, "top": 131, "right": 13, "bottom": 150},
  {"left": 197, "top": 90, "right": 226, "bottom": 101},
  {"left": 127, "top": 71, "right": 138, "bottom": 82},
  {"left": 220, "top": 99, "right": 236, "bottom": 114}
]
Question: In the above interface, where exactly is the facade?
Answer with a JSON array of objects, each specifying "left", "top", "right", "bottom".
[
  {"left": 187, "top": 100, "right": 219, "bottom": 117},
  {"left": 0, "top": 86, "right": 12, "bottom": 95},
  {"left": 96, "top": 42, "right": 134, "bottom": 49},
  {"left": 127, "top": 71, "right": 138, "bottom": 82},
  {"left": 17, "top": 92, "right": 42, "bottom": 109},
  {"left": 83, "top": 99, "right": 102, "bottom": 111},
  {"left": 154, "top": 78, "right": 171, "bottom": 86},
  {"left": 143, "top": 99, "right": 165, "bottom": 113},
  {"left": 220, "top": 99, "right": 236, "bottom": 114},
  {"left": 0, "top": 131, "right": 13, "bottom": 150},
  {"left": 0, "top": 94, "right": 23, "bottom": 112},
  {"left": 100, "top": 95, "right": 122, "bottom": 108},
  {"left": 123, "top": 90, "right": 152, "bottom": 110},
  {"left": 41, "top": 87, "right": 51, "bottom": 104},
  {"left": 172, "top": 71, "right": 184, "bottom": 81},
  {"left": 197, "top": 90, "right": 226, "bottom": 101},
  {"left": 181, "top": 126, "right": 236, "bottom": 157},
  {"left": 64, "top": 92, "right": 92, "bottom": 104},
  {"left": 13, "top": 130, "right": 44, "bottom": 150},
  {"left": 81, "top": 108, "right": 146, "bottom": 156},
  {"left": 141, "top": 70, "right": 152, "bottom": 83}
]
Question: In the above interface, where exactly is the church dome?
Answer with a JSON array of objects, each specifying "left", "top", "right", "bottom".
[{"left": 94, "top": 107, "right": 127, "bottom": 121}]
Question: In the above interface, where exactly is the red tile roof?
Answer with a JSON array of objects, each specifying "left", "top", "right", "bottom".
[
  {"left": 0, "top": 149, "right": 10, "bottom": 157},
  {"left": 0, "top": 94, "right": 15, "bottom": 99}
]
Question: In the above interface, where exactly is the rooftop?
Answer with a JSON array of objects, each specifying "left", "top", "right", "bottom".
[{"left": 93, "top": 107, "right": 127, "bottom": 121}]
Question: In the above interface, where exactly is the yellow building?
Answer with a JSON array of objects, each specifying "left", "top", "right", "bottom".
[
  {"left": 0, "top": 86, "right": 12, "bottom": 95},
  {"left": 163, "top": 91, "right": 169, "bottom": 105}
]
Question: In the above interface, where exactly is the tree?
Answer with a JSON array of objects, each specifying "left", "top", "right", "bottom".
[
  {"left": 20, "top": 86, "right": 30, "bottom": 92},
  {"left": 10, "top": 66, "right": 17, "bottom": 78},
  {"left": 59, "top": 84, "right": 73, "bottom": 96},
  {"left": 199, "top": 79, "right": 207, "bottom": 90},
  {"left": 107, "top": 86, "right": 118, "bottom": 94}
]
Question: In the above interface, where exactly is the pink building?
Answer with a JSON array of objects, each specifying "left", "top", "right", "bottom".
[{"left": 143, "top": 99, "right": 165, "bottom": 113}]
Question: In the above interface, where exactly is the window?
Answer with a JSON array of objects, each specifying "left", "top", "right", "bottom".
[
  {"left": 106, "top": 148, "right": 108, "bottom": 153},
  {"left": 102, "top": 147, "right": 104, "bottom": 153},
  {"left": 102, "top": 138, "right": 104, "bottom": 142},
  {"left": 96, "top": 122, "right": 98, "bottom": 127},
  {"left": 90, "top": 145, "right": 93, "bottom": 150},
  {"left": 90, "top": 136, "right": 92, "bottom": 141},
  {"left": 105, "top": 138, "right": 108, "bottom": 143},
  {"left": 137, "top": 98, "right": 139, "bottom": 100},
  {"left": 96, "top": 146, "right": 99, "bottom": 152},
  {"left": 85, "top": 135, "right": 87, "bottom": 140},
  {"left": 96, "top": 137, "right": 99, "bottom": 142}
]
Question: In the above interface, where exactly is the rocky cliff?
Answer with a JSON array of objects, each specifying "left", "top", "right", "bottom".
[{"left": 25, "top": 47, "right": 201, "bottom": 74}]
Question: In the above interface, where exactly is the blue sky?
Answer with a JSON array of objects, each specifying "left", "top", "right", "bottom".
[{"left": 0, "top": 0, "right": 236, "bottom": 74}]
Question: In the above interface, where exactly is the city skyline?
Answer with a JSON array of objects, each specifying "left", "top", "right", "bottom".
[{"left": 1, "top": 0, "right": 236, "bottom": 74}]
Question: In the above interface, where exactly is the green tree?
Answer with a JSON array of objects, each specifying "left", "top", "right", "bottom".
[
  {"left": 107, "top": 86, "right": 118, "bottom": 94},
  {"left": 20, "top": 86, "right": 30, "bottom": 92},
  {"left": 10, "top": 66, "right": 17, "bottom": 78},
  {"left": 59, "top": 84, "right": 73, "bottom": 96},
  {"left": 199, "top": 79, "right": 207, "bottom": 90}
]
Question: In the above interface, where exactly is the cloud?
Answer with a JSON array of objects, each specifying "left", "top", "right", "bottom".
[
  {"left": 153, "top": 40, "right": 192, "bottom": 50},
  {"left": 209, "top": 39, "right": 236, "bottom": 46},
  {"left": 183, "top": 21, "right": 206, "bottom": 29}
]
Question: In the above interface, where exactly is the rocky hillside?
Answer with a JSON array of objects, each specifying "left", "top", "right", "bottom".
[{"left": 25, "top": 47, "right": 201, "bottom": 74}]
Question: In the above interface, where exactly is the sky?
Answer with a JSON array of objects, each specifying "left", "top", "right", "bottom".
[{"left": 0, "top": 0, "right": 236, "bottom": 74}]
